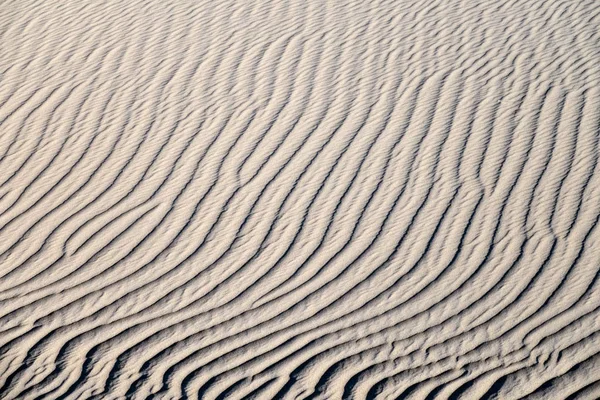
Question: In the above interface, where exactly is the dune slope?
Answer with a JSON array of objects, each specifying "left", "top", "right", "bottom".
[{"left": 0, "top": 0, "right": 599, "bottom": 399}]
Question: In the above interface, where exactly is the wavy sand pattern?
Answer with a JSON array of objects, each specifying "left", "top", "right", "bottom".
[{"left": 1, "top": 0, "right": 599, "bottom": 399}]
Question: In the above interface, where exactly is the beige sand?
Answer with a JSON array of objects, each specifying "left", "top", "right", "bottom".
[{"left": 0, "top": 0, "right": 599, "bottom": 398}]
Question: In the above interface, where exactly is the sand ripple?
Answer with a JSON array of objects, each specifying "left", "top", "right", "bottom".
[{"left": 0, "top": 0, "right": 599, "bottom": 398}]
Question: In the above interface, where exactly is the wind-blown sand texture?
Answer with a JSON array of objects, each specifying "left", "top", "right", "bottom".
[{"left": 0, "top": 0, "right": 599, "bottom": 398}]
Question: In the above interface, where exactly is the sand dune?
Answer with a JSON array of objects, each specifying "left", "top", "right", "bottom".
[{"left": 0, "top": 0, "right": 599, "bottom": 398}]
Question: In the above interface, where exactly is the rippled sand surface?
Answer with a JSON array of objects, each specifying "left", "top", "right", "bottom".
[{"left": 1, "top": 0, "right": 599, "bottom": 398}]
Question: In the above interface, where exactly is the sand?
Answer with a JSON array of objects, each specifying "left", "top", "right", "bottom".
[{"left": 0, "top": 0, "right": 599, "bottom": 398}]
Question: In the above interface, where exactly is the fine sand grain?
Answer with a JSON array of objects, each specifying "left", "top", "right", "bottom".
[{"left": 0, "top": 0, "right": 599, "bottom": 399}]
